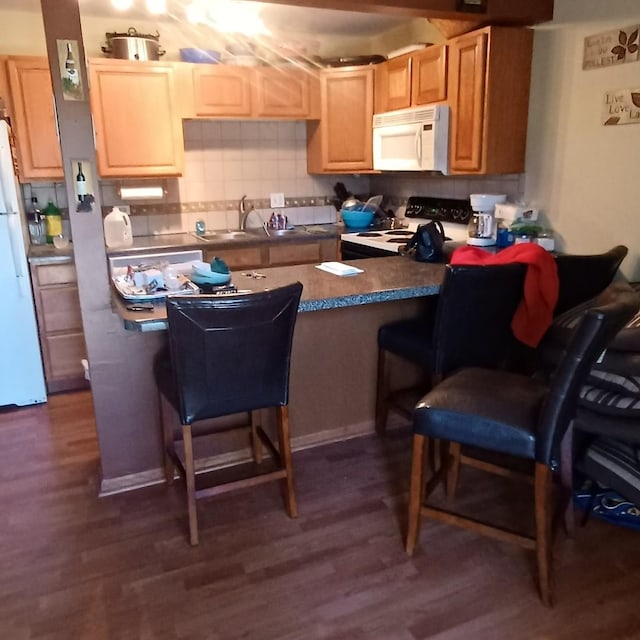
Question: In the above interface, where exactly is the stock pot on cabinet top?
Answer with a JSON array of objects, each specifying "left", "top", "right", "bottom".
[{"left": 101, "top": 28, "right": 166, "bottom": 61}]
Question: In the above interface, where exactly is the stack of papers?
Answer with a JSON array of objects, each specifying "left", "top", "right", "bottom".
[{"left": 315, "top": 262, "right": 364, "bottom": 277}]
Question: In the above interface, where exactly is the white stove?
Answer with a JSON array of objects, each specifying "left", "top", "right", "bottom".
[{"left": 340, "top": 196, "right": 472, "bottom": 258}]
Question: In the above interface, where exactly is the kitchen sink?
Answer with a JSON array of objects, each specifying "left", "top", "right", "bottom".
[{"left": 190, "top": 231, "right": 248, "bottom": 242}]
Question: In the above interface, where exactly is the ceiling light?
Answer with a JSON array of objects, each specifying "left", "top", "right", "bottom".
[
  {"left": 145, "top": 0, "right": 167, "bottom": 14},
  {"left": 185, "top": 0, "right": 268, "bottom": 36},
  {"left": 111, "top": 0, "right": 134, "bottom": 10}
]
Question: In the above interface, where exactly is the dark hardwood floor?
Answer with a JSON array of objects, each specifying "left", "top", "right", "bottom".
[{"left": 1, "top": 391, "right": 639, "bottom": 639}]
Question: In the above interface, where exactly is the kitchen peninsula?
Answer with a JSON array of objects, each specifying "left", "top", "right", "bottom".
[{"left": 103, "top": 256, "right": 444, "bottom": 494}]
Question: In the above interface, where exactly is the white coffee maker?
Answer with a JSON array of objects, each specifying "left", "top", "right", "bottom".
[{"left": 467, "top": 194, "right": 507, "bottom": 246}]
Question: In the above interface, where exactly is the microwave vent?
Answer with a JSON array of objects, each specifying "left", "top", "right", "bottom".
[{"left": 373, "top": 106, "right": 438, "bottom": 127}]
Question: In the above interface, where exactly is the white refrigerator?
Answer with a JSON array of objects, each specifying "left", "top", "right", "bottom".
[{"left": 0, "top": 120, "right": 47, "bottom": 407}]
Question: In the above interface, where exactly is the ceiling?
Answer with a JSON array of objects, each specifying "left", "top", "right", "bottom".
[{"left": 11, "top": 0, "right": 412, "bottom": 37}]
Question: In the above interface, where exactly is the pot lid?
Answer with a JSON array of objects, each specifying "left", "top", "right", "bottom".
[{"left": 105, "top": 27, "right": 161, "bottom": 41}]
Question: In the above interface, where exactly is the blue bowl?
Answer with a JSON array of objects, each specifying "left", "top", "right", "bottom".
[
  {"left": 179, "top": 48, "right": 221, "bottom": 64},
  {"left": 341, "top": 208, "right": 374, "bottom": 229}
]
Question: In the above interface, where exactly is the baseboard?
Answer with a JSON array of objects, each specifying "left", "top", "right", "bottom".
[{"left": 99, "top": 415, "right": 411, "bottom": 497}]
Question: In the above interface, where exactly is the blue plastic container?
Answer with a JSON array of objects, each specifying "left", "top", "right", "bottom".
[{"left": 179, "top": 48, "right": 221, "bottom": 64}]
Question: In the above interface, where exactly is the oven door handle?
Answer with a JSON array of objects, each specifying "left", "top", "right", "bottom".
[{"left": 415, "top": 129, "right": 422, "bottom": 167}]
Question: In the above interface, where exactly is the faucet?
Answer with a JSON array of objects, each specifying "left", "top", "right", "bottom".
[{"left": 239, "top": 195, "right": 270, "bottom": 236}]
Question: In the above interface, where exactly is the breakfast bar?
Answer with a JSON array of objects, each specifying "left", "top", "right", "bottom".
[{"left": 102, "top": 256, "right": 444, "bottom": 494}]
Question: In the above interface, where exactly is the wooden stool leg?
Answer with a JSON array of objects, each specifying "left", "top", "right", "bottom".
[
  {"left": 535, "top": 462, "right": 553, "bottom": 607},
  {"left": 159, "top": 393, "right": 176, "bottom": 485},
  {"left": 406, "top": 434, "right": 427, "bottom": 556},
  {"left": 375, "top": 349, "right": 390, "bottom": 435},
  {"left": 182, "top": 423, "right": 199, "bottom": 546},
  {"left": 250, "top": 409, "right": 263, "bottom": 464},
  {"left": 446, "top": 442, "right": 462, "bottom": 499},
  {"left": 276, "top": 405, "right": 298, "bottom": 518}
]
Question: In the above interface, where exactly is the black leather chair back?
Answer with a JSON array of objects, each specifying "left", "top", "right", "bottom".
[
  {"left": 554, "top": 245, "right": 627, "bottom": 316},
  {"left": 432, "top": 263, "right": 527, "bottom": 377},
  {"left": 536, "top": 282, "right": 640, "bottom": 466},
  {"left": 165, "top": 282, "right": 303, "bottom": 424}
]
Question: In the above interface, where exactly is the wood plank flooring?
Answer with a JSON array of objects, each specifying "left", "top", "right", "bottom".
[{"left": 1, "top": 391, "right": 639, "bottom": 639}]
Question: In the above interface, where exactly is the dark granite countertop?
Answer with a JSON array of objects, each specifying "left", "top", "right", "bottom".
[{"left": 113, "top": 256, "right": 445, "bottom": 331}]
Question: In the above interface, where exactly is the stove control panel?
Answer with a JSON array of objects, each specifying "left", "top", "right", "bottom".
[{"left": 405, "top": 196, "right": 473, "bottom": 225}]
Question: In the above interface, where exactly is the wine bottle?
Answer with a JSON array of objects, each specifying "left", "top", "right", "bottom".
[
  {"left": 76, "top": 161, "right": 87, "bottom": 202},
  {"left": 65, "top": 42, "right": 79, "bottom": 88}
]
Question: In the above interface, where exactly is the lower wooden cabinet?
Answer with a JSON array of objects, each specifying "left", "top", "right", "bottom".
[
  {"left": 203, "top": 238, "right": 338, "bottom": 270},
  {"left": 30, "top": 262, "right": 89, "bottom": 394}
]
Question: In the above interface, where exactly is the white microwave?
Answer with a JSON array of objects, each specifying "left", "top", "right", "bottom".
[{"left": 372, "top": 104, "right": 449, "bottom": 173}]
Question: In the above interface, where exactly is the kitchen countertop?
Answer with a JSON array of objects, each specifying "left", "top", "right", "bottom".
[
  {"left": 27, "top": 224, "right": 341, "bottom": 265},
  {"left": 113, "top": 256, "right": 445, "bottom": 331},
  {"left": 105, "top": 224, "right": 341, "bottom": 257}
]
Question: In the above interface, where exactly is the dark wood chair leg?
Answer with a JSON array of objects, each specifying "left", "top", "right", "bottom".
[
  {"left": 375, "top": 348, "right": 390, "bottom": 435},
  {"left": 276, "top": 405, "right": 298, "bottom": 518},
  {"left": 535, "top": 462, "right": 553, "bottom": 607},
  {"left": 560, "top": 423, "right": 575, "bottom": 538},
  {"left": 159, "top": 393, "right": 176, "bottom": 485},
  {"left": 250, "top": 409, "right": 263, "bottom": 464},
  {"left": 182, "top": 423, "right": 199, "bottom": 546},
  {"left": 446, "top": 442, "right": 462, "bottom": 499},
  {"left": 406, "top": 434, "right": 427, "bottom": 556}
]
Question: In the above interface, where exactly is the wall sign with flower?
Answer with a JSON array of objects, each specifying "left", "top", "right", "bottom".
[{"left": 583, "top": 25, "right": 639, "bottom": 70}]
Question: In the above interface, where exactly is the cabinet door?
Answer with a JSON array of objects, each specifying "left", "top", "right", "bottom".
[
  {"left": 204, "top": 246, "right": 265, "bottom": 269},
  {"left": 192, "top": 65, "right": 252, "bottom": 117},
  {"left": 412, "top": 45, "right": 447, "bottom": 105},
  {"left": 6, "top": 57, "right": 63, "bottom": 182},
  {"left": 307, "top": 67, "right": 374, "bottom": 173},
  {"left": 268, "top": 242, "right": 320, "bottom": 266},
  {"left": 89, "top": 60, "right": 184, "bottom": 177},
  {"left": 448, "top": 32, "right": 487, "bottom": 173},
  {"left": 376, "top": 55, "right": 412, "bottom": 113},
  {"left": 253, "top": 68, "right": 312, "bottom": 118}
]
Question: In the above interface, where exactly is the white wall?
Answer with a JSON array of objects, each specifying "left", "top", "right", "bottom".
[{"left": 525, "top": 0, "right": 640, "bottom": 280}]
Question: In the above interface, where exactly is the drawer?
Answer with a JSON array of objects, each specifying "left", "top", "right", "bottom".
[
  {"left": 34, "top": 263, "right": 77, "bottom": 286},
  {"left": 205, "top": 247, "right": 265, "bottom": 269},
  {"left": 269, "top": 243, "right": 320, "bottom": 266},
  {"left": 44, "top": 332, "right": 87, "bottom": 380},
  {"left": 39, "top": 286, "right": 83, "bottom": 333}
]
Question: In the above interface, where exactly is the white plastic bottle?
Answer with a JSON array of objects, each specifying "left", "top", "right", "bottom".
[{"left": 103, "top": 206, "right": 133, "bottom": 248}]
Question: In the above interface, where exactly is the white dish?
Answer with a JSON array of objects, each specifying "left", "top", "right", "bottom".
[{"left": 112, "top": 273, "right": 199, "bottom": 301}]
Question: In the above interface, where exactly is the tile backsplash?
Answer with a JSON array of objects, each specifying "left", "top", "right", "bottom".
[{"left": 21, "top": 118, "right": 526, "bottom": 238}]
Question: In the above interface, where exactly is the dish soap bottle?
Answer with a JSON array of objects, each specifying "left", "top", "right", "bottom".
[
  {"left": 43, "top": 199, "right": 62, "bottom": 244},
  {"left": 103, "top": 206, "right": 133, "bottom": 248}
]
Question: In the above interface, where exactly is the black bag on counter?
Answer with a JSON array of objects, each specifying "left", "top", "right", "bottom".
[{"left": 400, "top": 220, "right": 446, "bottom": 263}]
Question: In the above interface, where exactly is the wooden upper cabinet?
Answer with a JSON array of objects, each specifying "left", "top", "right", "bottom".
[
  {"left": 448, "top": 26, "right": 533, "bottom": 175},
  {"left": 412, "top": 45, "right": 448, "bottom": 105},
  {"left": 375, "top": 45, "right": 447, "bottom": 114},
  {"left": 307, "top": 66, "right": 375, "bottom": 174},
  {"left": 89, "top": 59, "right": 184, "bottom": 177},
  {"left": 6, "top": 57, "right": 63, "bottom": 182},
  {"left": 191, "top": 65, "right": 252, "bottom": 117},
  {"left": 376, "top": 54, "right": 412, "bottom": 113},
  {"left": 186, "top": 65, "right": 319, "bottom": 119},
  {"left": 253, "top": 68, "right": 317, "bottom": 118}
]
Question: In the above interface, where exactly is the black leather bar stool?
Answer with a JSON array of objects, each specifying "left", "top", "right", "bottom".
[
  {"left": 155, "top": 282, "right": 303, "bottom": 545},
  {"left": 553, "top": 245, "right": 627, "bottom": 315},
  {"left": 375, "top": 263, "right": 527, "bottom": 434},
  {"left": 406, "top": 282, "right": 640, "bottom": 605}
]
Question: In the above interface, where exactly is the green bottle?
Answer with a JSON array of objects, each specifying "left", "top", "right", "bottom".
[{"left": 43, "top": 199, "right": 62, "bottom": 244}]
